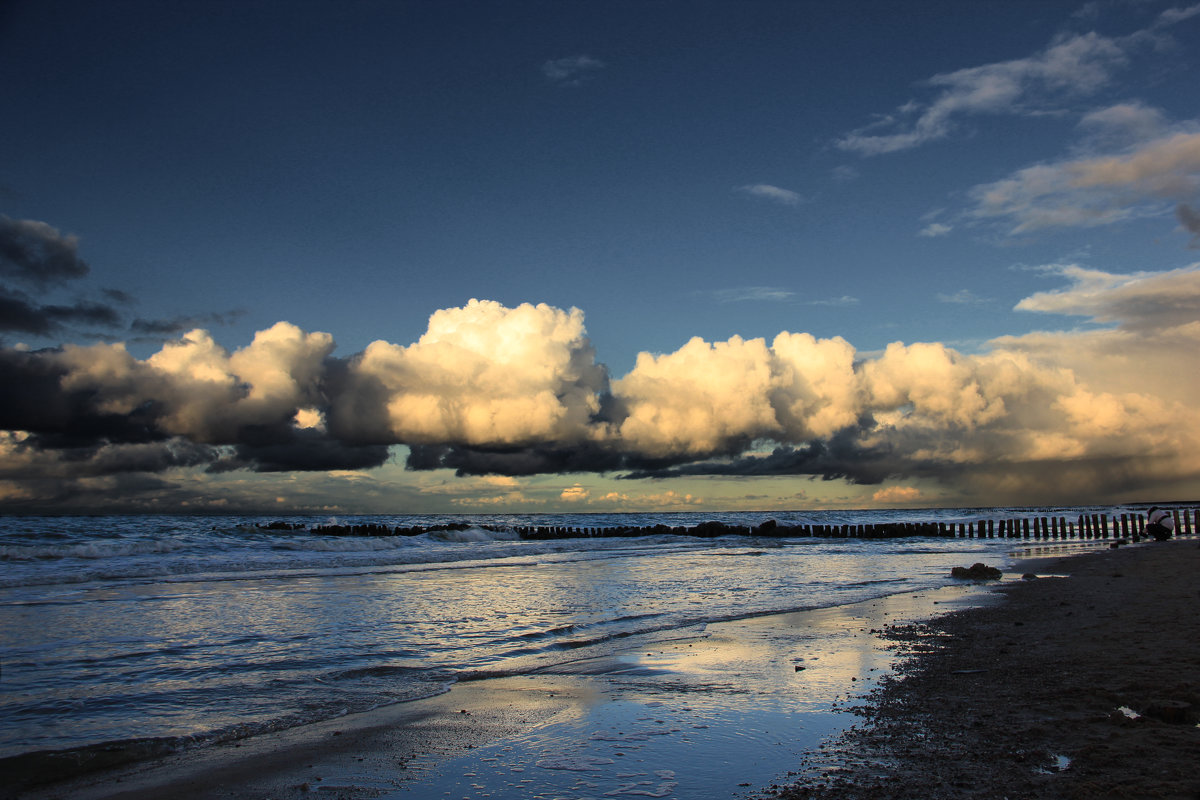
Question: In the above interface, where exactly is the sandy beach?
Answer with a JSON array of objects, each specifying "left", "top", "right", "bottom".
[
  {"left": 10, "top": 536, "right": 1199, "bottom": 800},
  {"left": 769, "top": 538, "right": 1200, "bottom": 800}
]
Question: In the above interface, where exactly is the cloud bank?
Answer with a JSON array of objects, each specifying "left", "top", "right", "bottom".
[{"left": 4, "top": 262, "right": 1199, "bottom": 510}]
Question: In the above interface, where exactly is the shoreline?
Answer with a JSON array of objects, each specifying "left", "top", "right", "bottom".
[
  {"left": 13, "top": 537, "right": 1191, "bottom": 799},
  {"left": 767, "top": 537, "right": 1200, "bottom": 799},
  {"left": 9, "top": 573, "right": 1017, "bottom": 800}
]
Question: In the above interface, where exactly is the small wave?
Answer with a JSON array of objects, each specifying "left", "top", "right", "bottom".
[
  {"left": 278, "top": 537, "right": 421, "bottom": 553},
  {"left": 425, "top": 526, "right": 521, "bottom": 544},
  {"left": 330, "top": 664, "right": 425, "bottom": 681},
  {"left": 0, "top": 539, "right": 186, "bottom": 562}
]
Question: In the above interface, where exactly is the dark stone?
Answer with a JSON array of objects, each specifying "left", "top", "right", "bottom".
[{"left": 951, "top": 563, "right": 1003, "bottom": 580}]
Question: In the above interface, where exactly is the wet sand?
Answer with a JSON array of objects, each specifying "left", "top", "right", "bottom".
[
  {"left": 11, "top": 579, "right": 1000, "bottom": 800},
  {"left": 768, "top": 538, "right": 1200, "bottom": 800}
]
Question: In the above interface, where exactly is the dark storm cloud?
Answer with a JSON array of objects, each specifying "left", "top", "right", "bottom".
[
  {"left": 405, "top": 441, "right": 629, "bottom": 477},
  {"left": 0, "top": 216, "right": 90, "bottom": 288},
  {"left": 618, "top": 420, "right": 904, "bottom": 485},
  {"left": 223, "top": 425, "right": 391, "bottom": 473}
]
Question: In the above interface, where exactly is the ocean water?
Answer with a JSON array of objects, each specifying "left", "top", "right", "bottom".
[{"left": 0, "top": 506, "right": 1154, "bottom": 767}]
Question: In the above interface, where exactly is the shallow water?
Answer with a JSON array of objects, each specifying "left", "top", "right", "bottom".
[{"left": 0, "top": 509, "right": 1134, "bottom": 762}]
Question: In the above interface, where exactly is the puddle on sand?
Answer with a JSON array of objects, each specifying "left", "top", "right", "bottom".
[
  {"left": 379, "top": 584, "right": 1001, "bottom": 800},
  {"left": 379, "top": 693, "right": 846, "bottom": 799}
]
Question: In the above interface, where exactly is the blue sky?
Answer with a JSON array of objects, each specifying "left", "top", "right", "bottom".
[{"left": 2, "top": 0, "right": 1199, "bottom": 514}]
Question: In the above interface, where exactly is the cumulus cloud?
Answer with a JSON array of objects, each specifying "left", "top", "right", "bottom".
[
  {"left": 342, "top": 299, "right": 608, "bottom": 447},
  {"left": 4, "top": 264, "right": 1200, "bottom": 508},
  {"left": 737, "top": 184, "right": 804, "bottom": 206}
]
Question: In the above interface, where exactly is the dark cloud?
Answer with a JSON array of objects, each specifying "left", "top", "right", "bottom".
[
  {"left": 0, "top": 216, "right": 90, "bottom": 289},
  {"left": 226, "top": 425, "right": 391, "bottom": 473},
  {"left": 1178, "top": 203, "right": 1200, "bottom": 248},
  {"left": 406, "top": 441, "right": 629, "bottom": 477},
  {"left": 130, "top": 310, "right": 245, "bottom": 336},
  {"left": 618, "top": 419, "right": 905, "bottom": 485},
  {"left": 0, "top": 287, "right": 123, "bottom": 334},
  {"left": 0, "top": 348, "right": 165, "bottom": 445}
]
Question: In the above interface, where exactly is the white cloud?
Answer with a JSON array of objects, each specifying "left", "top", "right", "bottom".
[
  {"left": 937, "top": 289, "right": 988, "bottom": 304},
  {"left": 831, "top": 165, "right": 860, "bottom": 182},
  {"left": 1076, "top": 102, "right": 1168, "bottom": 149},
  {"left": 1153, "top": 3, "right": 1200, "bottom": 28},
  {"left": 969, "top": 130, "right": 1200, "bottom": 233},
  {"left": 919, "top": 222, "right": 953, "bottom": 237},
  {"left": 838, "top": 31, "right": 1129, "bottom": 155},
  {"left": 710, "top": 286, "right": 795, "bottom": 303},
  {"left": 807, "top": 295, "right": 860, "bottom": 307},
  {"left": 736, "top": 184, "right": 804, "bottom": 206},
  {"left": 541, "top": 55, "right": 605, "bottom": 86},
  {"left": 349, "top": 299, "right": 607, "bottom": 447}
]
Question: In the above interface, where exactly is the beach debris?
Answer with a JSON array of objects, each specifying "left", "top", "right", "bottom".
[
  {"left": 1035, "top": 754, "right": 1072, "bottom": 774},
  {"left": 950, "top": 563, "right": 1002, "bottom": 580},
  {"left": 1110, "top": 705, "right": 1143, "bottom": 725}
]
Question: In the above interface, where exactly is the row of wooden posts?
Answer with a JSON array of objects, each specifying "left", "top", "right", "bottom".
[
  {"left": 298, "top": 507, "right": 1198, "bottom": 541},
  {"left": 512, "top": 507, "right": 1199, "bottom": 541}
]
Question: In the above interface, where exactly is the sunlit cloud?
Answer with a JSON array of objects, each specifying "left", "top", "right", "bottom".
[
  {"left": 872, "top": 485, "right": 922, "bottom": 503},
  {"left": 968, "top": 129, "right": 1200, "bottom": 235},
  {"left": 560, "top": 483, "right": 590, "bottom": 502},
  {"left": 4, "top": 262, "right": 1200, "bottom": 510},
  {"left": 919, "top": 222, "right": 953, "bottom": 237}
]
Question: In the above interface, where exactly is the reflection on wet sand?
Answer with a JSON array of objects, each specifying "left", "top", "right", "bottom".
[{"left": 388, "top": 583, "right": 1000, "bottom": 800}]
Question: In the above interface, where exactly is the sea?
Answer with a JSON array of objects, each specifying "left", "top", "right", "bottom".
[{"left": 0, "top": 505, "right": 1161, "bottom": 780}]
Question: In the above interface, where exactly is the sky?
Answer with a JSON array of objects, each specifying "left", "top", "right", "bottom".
[{"left": 2, "top": 0, "right": 1199, "bottom": 514}]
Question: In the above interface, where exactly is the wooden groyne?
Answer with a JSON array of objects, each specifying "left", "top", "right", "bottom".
[{"left": 260, "top": 507, "right": 1199, "bottom": 542}]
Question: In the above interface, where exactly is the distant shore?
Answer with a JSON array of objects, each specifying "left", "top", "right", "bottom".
[{"left": 768, "top": 538, "right": 1200, "bottom": 799}]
